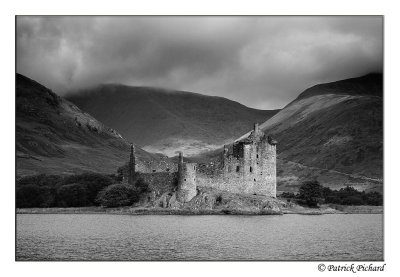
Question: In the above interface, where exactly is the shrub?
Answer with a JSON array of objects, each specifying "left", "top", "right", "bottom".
[
  {"left": 341, "top": 195, "right": 364, "bottom": 205},
  {"left": 56, "top": 183, "right": 88, "bottom": 207},
  {"left": 298, "top": 180, "right": 323, "bottom": 207},
  {"left": 338, "top": 186, "right": 359, "bottom": 197},
  {"left": 16, "top": 185, "right": 43, "bottom": 208},
  {"left": 61, "top": 173, "right": 113, "bottom": 205},
  {"left": 280, "top": 192, "right": 297, "bottom": 199},
  {"left": 363, "top": 191, "right": 383, "bottom": 205},
  {"left": 321, "top": 187, "right": 333, "bottom": 199},
  {"left": 107, "top": 174, "right": 119, "bottom": 183},
  {"left": 95, "top": 184, "right": 138, "bottom": 208},
  {"left": 38, "top": 186, "right": 57, "bottom": 207},
  {"left": 135, "top": 178, "right": 150, "bottom": 193},
  {"left": 317, "top": 185, "right": 383, "bottom": 206},
  {"left": 16, "top": 184, "right": 57, "bottom": 208},
  {"left": 325, "top": 194, "right": 341, "bottom": 204}
]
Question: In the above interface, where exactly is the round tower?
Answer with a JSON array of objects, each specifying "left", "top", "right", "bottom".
[{"left": 177, "top": 162, "right": 197, "bottom": 203}]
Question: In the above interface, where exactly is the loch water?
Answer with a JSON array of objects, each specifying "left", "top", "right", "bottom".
[{"left": 16, "top": 213, "right": 383, "bottom": 261}]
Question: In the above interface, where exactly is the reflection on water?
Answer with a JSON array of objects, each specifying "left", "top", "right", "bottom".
[{"left": 16, "top": 214, "right": 383, "bottom": 261}]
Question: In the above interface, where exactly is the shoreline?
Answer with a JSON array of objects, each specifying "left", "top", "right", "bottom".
[{"left": 16, "top": 205, "right": 383, "bottom": 216}]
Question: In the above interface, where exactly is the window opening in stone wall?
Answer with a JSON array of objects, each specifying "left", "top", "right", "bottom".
[
  {"left": 250, "top": 166, "right": 252, "bottom": 172},
  {"left": 254, "top": 178, "right": 256, "bottom": 182},
  {"left": 257, "top": 154, "right": 259, "bottom": 158},
  {"left": 236, "top": 166, "right": 240, "bottom": 172},
  {"left": 184, "top": 179, "right": 186, "bottom": 181},
  {"left": 152, "top": 169, "right": 156, "bottom": 172}
]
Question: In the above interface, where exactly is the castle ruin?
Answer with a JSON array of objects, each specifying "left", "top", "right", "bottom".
[
  {"left": 176, "top": 152, "right": 197, "bottom": 202},
  {"left": 128, "top": 143, "right": 136, "bottom": 185},
  {"left": 123, "top": 123, "right": 277, "bottom": 202}
]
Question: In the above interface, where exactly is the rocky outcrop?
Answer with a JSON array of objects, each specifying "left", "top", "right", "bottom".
[
  {"left": 151, "top": 192, "right": 182, "bottom": 209},
  {"left": 148, "top": 187, "right": 283, "bottom": 215}
]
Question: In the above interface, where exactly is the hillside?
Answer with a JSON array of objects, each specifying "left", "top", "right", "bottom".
[
  {"left": 66, "top": 85, "right": 279, "bottom": 156},
  {"left": 292, "top": 73, "right": 382, "bottom": 101},
  {"left": 16, "top": 74, "right": 167, "bottom": 177},
  {"left": 213, "top": 74, "right": 383, "bottom": 192}
]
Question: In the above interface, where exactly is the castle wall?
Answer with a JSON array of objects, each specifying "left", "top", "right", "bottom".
[
  {"left": 253, "top": 141, "right": 276, "bottom": 197},
  {"left": 136, "top": 172, "right": 178, "bottom": 196},
  {"left": 138, "top": 158, "right": 178, "bottom": 173},
  {"left": 120, "top": 123, "right": 276, "bottom": 200},
  {"left": 177, "top": 163, "right": 197, "bottom": 202},
  {"left": 121, "top": 158, "right": 178, "bottom": 179},
  {"left": 197, "top": 133, "right": 276, "bottom": 197}
]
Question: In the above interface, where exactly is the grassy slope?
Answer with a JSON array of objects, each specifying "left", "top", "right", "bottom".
[
  {"left": 197, "top": 74, "right": 383, "bottom": 193},
  {"left": 16, "top": 74, "right": 162, "bottom": 177},
  {"left": 266, "top": 74, "right": 383, "bottom": 192},
  {"left": 66, "top": 85, "right": 279, "bottom": 156}
]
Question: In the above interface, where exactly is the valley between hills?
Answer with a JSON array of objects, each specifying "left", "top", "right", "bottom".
[{"left": 16, "top": 73, "right": 383, "bottom": 194}]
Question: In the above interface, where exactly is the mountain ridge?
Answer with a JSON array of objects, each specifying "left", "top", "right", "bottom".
[
  {"left": 16, "top": 73, "right": 167, "bottom": 177},
  {"left": 66, "top": 84, "right": 280, "bottom": 156},
  {"left": 286, "top": 73, "right": 382, "bottom": 106},
  {"left": 16, "top": 72, "right": 383, "bottom": 193}
]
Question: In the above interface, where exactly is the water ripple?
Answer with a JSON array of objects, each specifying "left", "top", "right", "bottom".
[{"left": 16, "top": 214, "right": 383, "bottom": 261}]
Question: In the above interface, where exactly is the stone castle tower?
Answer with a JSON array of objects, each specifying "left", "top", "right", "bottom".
[
  {"left": 128, "top": 143, "right": 136, "bottom": 185},
  {"left": 221, "top": 123, "right": 277, "bottom": 197},
  {"left": 176, "top": 151, "right": 197, "bottom": 202},
  {"left": 120, "top": 123, "right": 276, "bottom": 202}
]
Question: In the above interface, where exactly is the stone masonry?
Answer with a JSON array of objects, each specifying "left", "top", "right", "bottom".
[
  {"left": 122, "top": 123, "right": 277, "bottom": 202},
  {"left": 176, "top": 152, "right": 197, "bottom": 202}
]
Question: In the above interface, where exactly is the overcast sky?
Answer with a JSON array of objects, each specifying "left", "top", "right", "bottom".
[{"left": 16, "top": 16, "right": 382, "bottom": 109}]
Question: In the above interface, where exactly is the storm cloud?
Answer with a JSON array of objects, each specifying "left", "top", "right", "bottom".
[{"left": 16, "top": 16, "right": 383, "bottom": 109}]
